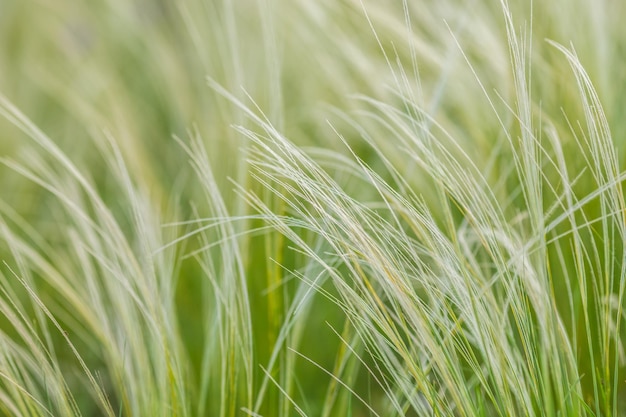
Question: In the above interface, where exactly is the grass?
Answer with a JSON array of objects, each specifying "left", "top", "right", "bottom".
[{"left": 0, "top": 0, "right": 625, "bottom": 415}]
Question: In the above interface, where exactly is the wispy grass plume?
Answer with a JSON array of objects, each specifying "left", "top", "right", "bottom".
[{"left": 0, "top": 0, "right": 625, "bottom": 416}]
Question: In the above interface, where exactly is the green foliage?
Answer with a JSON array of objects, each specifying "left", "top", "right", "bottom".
[{"left": 0, "top": 0, "right": 625, "bottom": 415}]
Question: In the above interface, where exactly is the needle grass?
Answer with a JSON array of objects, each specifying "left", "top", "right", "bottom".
[{"left": 0, "top": 0, "right": 625, "bottom": 415}]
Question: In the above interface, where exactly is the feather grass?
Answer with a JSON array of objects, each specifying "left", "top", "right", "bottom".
[{"left": 1, "top": 0, "right": 625, "bottom": 415}]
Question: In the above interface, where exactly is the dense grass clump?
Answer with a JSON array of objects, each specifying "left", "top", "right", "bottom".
[{"left": 1, "top": 0, "right": 626, "bottom": 415}]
